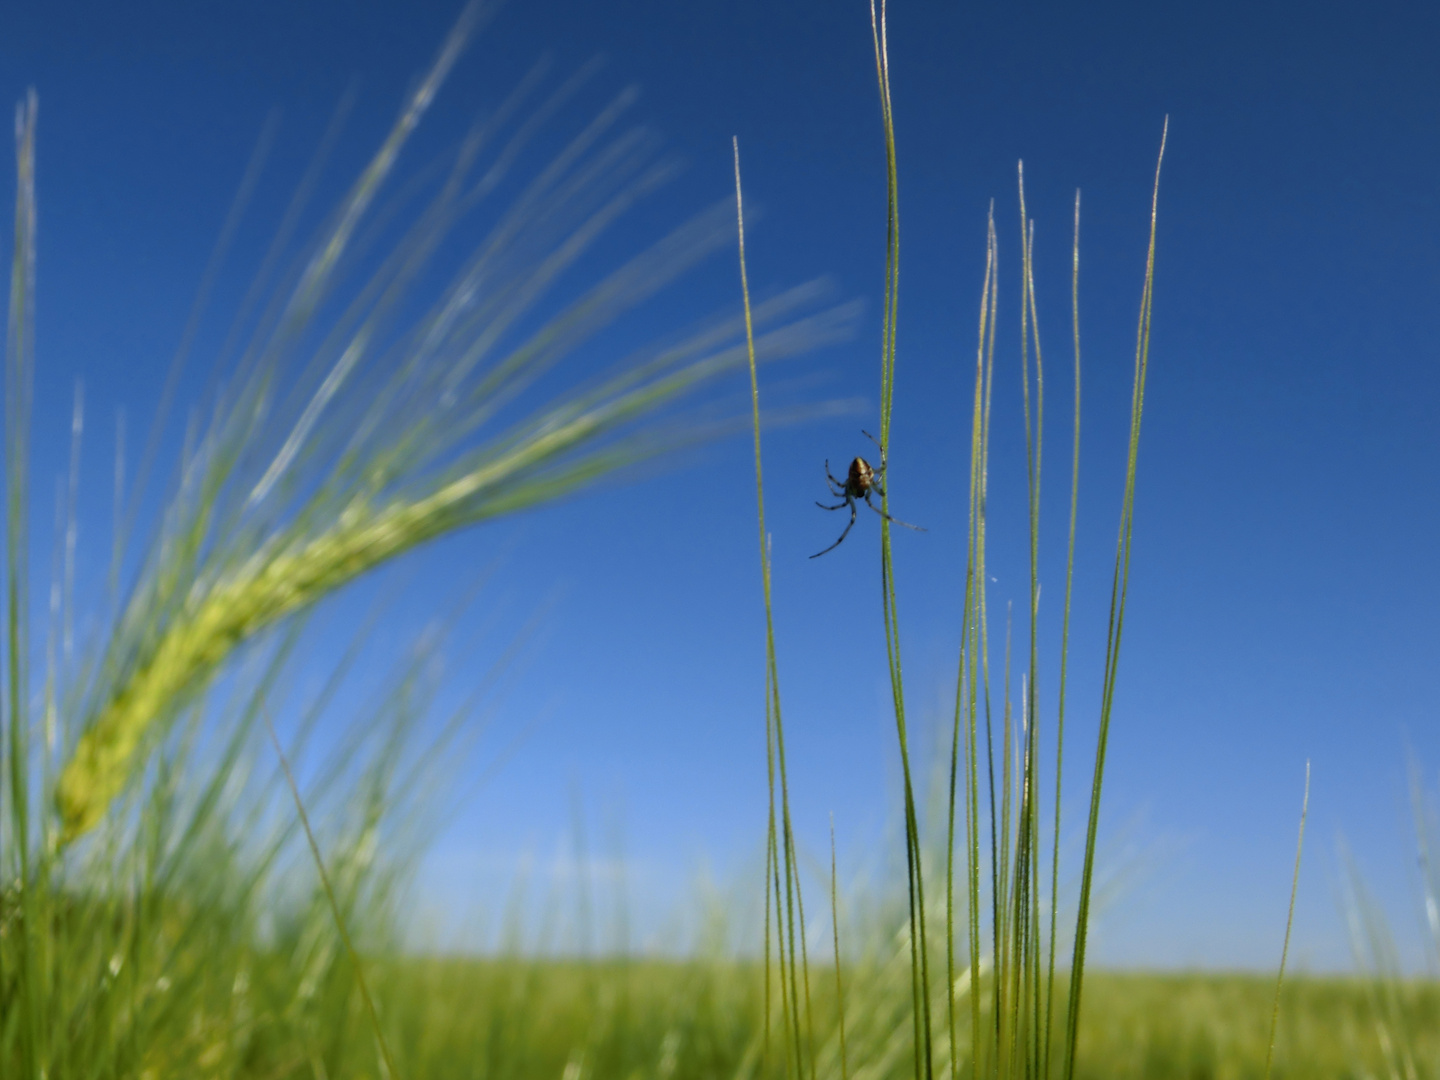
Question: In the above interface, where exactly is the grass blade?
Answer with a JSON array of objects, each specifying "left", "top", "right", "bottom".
[
  {"left": 4, "top": 89, "right": 41, "bottom": 1078},
  {"left": 735, "top": 137, "right": 813, "bottom": 1080},
  {"left": 262, "top": 706, "right": 399, "bottom": 1079},
  {"left": 1263, "top": 761, "right": 1311, "bottom": 1080},
  {"left": 868, "top": 5, "right": 934, "bottom": 1078},
  {"left": 1062, "top": 116, "right": 1168, "bottom": 1080}
]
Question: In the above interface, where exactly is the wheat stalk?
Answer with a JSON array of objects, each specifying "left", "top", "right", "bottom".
[{"left": 52, "top": 4, "right": 853, "bottom": 847}]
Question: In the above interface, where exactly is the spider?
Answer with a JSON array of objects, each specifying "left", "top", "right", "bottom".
[{"left": 811, "top": 431, "right": 925, "bottom": 558}]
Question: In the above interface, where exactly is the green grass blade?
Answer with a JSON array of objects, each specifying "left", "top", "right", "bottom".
[
  {"left": 868, "top": 5, "right": 934, "bottom": 1077},
  {"left": 831, "top": 815, "right": 850, "bottom": 1080},
  {"left": 4, "top": 89, "right": 41, "bottom": 1079},
  {"left": 735, "top": 138, "right": 813, "bottom": 1080},
  {"left": 263, "top": 705, "right": 399, "bottom": 1079},
  {"left": 1044, "top": 189, "right": 1082, "bottom": 1080},
  {"left": 1062, "top": 116, "right": 1168, "bottom": 1080},
  {"left": 1263, "top": 761, "right": 1311, "bottom": 1080}
]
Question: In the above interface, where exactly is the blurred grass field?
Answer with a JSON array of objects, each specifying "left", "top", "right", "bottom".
[{"left": 62, "top": 942, "right": 1436, "bottom": 1080}]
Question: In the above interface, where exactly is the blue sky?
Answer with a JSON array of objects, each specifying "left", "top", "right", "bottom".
[{"left": 3, "top": 0, "right": 1440, "bottom": 970}]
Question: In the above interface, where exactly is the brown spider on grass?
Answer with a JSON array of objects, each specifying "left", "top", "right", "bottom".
[{"left": 811, "top": 430, "right": 925, "bottom": 558}]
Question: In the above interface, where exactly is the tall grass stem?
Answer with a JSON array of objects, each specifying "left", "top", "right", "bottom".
[
  {"left": 734, "top": 137, "right": 813, "bottom": 1080},
  {"left": 1263, "top": 760, "right": 1311, "bottom": 1080},
  {"left": 868, "top": 5, "right": 934, "bottom": 1078},
  {"left": 1062, "top": 115, "right": 1168, "bottom": 1080},
  {"left": 263, "top": 706, "right": 399, "bottom": 1080}
]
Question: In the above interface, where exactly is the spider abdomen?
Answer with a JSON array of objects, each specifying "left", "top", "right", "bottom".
[{"left": 848, "top": 457, "right": 875, "bottom": 495}]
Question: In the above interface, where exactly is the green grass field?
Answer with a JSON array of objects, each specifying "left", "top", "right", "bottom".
[
  {"left": 3, "top": 3, "right": 1438, "bottom": 1077},
  {"left": 425, "top": 965, "right": 1437, "bottom": 1079},
  {"left": 347, "top": 961, "right": 1439, "bottom": 1080},
  {"left": 13, "top": 940, "right": 1432, "bottom": 1080}
]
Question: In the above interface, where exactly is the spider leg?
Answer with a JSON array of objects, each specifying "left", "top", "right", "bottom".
[
  {"left": 824, "top": 460, "right": 846, "bottom": 495},
  {"left": 810, "top": 497, "right": 858, "bottom": 558},
  {"left": 815, "top": 500, "right": 850, "bottom": 511},
  {"left": 864, "top": 491, "right": 926, "bottom": 531},
  {"left": 862, "top": 429, "right": 888, "bottom": 470}
]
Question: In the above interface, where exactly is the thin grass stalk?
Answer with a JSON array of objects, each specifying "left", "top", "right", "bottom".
[
  {"left": 868, "top": 5, "right": 934, "bottom": 1079},
  {"left": 1002, "top": 679, "right": 1019, "bottom": 1077},
  {"left": 1340, "top": 855, "right": 1421, "bottom": 1080},
  {"left": 262, "top": 707, "right": 397, "bottom": 1079},
  {"left": 4, "top": 90, "right": 41, "bottom": 1078},
  {"left": 774, "top": 667, "right": 810, "bottom": 1080},
  {"left": 1409, "top": 758, "right": 1440, "bottom": 968},
  {"left": 978, "top": 211, "right": 1000, "bottom": 1073},
  {"left": 1016, "top": 694, "right": 1041, "bottom": 1079},
  {"left": 996, "top": 611, "right": 1014, "bottom": 1070},
  {"left": 961, "top": 217, "right": 997, "bottom": 1080},
  {"left": 948, "top": 235, "right": 993, "bottom": 1074},
  {"left": 42, "top": 476, "right": 61, "bottom": 810},
  {"left": 109, "top": 411, "right": 124, "bottom": 607},
  {"left": 1022, "top": 208, "right": 1050, "bottom": 1080},
  {"left": 1020, "top": 714, "right": 1037, "bottom": 1076},
  {"left": 1015, "top": 160, "right": 1046, "bottom": 1079},
  {"left": 1061, "top": 116, "right": 1167, "bottom": 1080},
  {"left": 1263, "top": 761, "right": 1311, "bottom": 1080},
  {"left": 1030, "top": 758, "right": 1043, "bottom": 1080},
  {"left": 765, "top": 790, "right": 775, "bottom": 1073},
  {"left": 831, "top": 815, "right": 850, "bottom": 1080},
  {"left": 951, "top": 205, "right": 996, "bottom": 1080},
  {"left": 777, "top": 727, "right": 817, "bottom": 1080},
  {"left": 42, "top": 389, "right": 83, "bottom": 829},
  {"left": 1043, "top": 189, "right": 1082, "bottom": 1080},
  {"left": 791, "top": 816, "right": 819, "bottom": 1080},
  {"left": 735, "top": 140, "right": 812, "bottom": 1080},
  {"left": 121, "top": 117, "right": 278, "bottom": 567},
  {"left": 1007, "top": 675, "right": 1038, "bottom": 1077},
  {"left": 985, "top": 667, "right": 1002, "bottom": 1060},
  {"left": 43, "top": 383, "right": 83, "bottom": 829},
  {"left": 947, "top": 661, "right": 960, "bottom": 1080},
  {"left": 770, "top": 807, "right": 799, "bottom": 1078},
  {"left": 765, "top": 706, "right": 802, "bottom": 1080}
]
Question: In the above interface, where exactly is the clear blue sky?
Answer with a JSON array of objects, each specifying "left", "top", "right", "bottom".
[{"left": 3, "top": 0, "right": 1440, "bottom": 970}]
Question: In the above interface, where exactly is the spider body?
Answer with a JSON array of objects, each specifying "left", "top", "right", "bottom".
[
  {"left": 811, "top": 432, "right": 925, "bottom": 558},
  {"left": 844, "top": 456, "right": 877, "bottom": 498}
]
